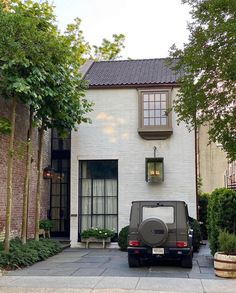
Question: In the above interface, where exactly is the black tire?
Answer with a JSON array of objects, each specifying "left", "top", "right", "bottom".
[
  {"left": 181, "top": 254, "right": 193, "bottom": 268},
  {"left": 128, "top": 254, "right": 140, "bottom": 267}
]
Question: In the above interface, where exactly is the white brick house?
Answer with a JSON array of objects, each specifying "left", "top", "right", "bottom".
[{"left": 70, "top": 59, "right": 197, "bottom": 247}]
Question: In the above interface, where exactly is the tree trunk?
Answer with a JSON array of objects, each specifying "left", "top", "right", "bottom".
[
  {"left": 4, "top": 97, "right": 17, "bottom": 253},
  {"left": 35, "top": 126, "right": 44, "bottom": 241},
  {"left": 21, "top": 108, "right": 33, "bottom": 244}
]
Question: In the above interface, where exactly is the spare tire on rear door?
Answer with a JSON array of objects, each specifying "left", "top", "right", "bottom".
[{"left": 138, "top": 218, "right": 168, "bottom": 247}]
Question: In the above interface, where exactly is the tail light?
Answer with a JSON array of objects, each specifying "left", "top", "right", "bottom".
[
  {"left": 176, "top": 241, "right": 188, "bottom": 248},
  {"left": 129, "top": 240, "right": 141, "bottom": 247}
]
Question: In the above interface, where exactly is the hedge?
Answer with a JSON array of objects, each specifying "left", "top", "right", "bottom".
[
  {"left": 207, "top": 188, "right": 236, "bottom": 255},
  {"left": 118, "top": 225, "right": 129, "bottom": 251}
]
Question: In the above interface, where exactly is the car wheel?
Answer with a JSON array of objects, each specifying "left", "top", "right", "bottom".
[
  {"left": 128, "top": 254, "right": 140, "bottom": 267},
  {"left": 181, "top": 254, "right": 193, "bottom": 268}
]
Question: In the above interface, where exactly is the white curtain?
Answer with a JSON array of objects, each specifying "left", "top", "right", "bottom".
[{"left": 81, "top": 178, "right": 118, "bottom": 231}]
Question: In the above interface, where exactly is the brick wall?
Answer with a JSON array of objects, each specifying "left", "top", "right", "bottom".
[{"left": 0, "top": 97, "right": 51, "bottom": 239}]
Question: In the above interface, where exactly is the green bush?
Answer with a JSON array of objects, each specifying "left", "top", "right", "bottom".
[
  {"left": 0, "top": 238, "right": 62, "bottom": 269},
  {"left": 207, "top": 188, "right": 236, "bottom": 255},
  {"left": 39, "top": 219, "right": 54, "bottom": 230},
  {"left": 219, "top": 230, "right": 236, "bottom": 255},
  {"left": 118, "top": 225, "right": 129, "bottom": 251},
  {"left": 189, "top": 217, "right": 202, "bottom": 252},
  {"left": 199, "top": 193, "right": 209, "bottom": 240}
]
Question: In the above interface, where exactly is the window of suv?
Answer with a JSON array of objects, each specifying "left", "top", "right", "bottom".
[{"left": 142, "top": 206, "right": 174, "bottom": 224}]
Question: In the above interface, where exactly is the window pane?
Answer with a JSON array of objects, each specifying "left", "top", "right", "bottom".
[
  {"left": 143, "top": 94, "right": 149, "bottom": 102},
  {"left": 155, "top": 110, "right": 161, "bottom": 117},
  {"left": 51, "top": 208, "right": 60, "bottom": 219},
  {"left": 149, "top": 118, "right": 155, "bottom": 125},
  {"left": 155, "top": 94, "right": 161, "bottom": 101},
  {"left": 82, "top": 197, "right": 91, "bottom": 214},
  {"left": 144, "top": 110, "right": 149, "bottom": 117},
  {"left": 81, "top": 216, "right": 91, "bottom": 231},
  {"left": 155, "top": 118, "right": 161, "bottom": 125},
  {"left": 93, "top": 180, "right": 104, "bottom": 196},
  {"left": 155, "top": 101, "right": 161, "bottom": 109},
  {"left": 149, "top": 102, "right": 155, "bottom": 110},
  {"left": 161, "top": 117, "right": 167, "bottom": 125},
  {"left": 92, "top": 215, "right": 104, "bottom": 228},
  {"left": 143, "top": 206, "right": 174, "bottom": 224},
  {"left": 51, "top": 184, "right": 60, "bottom": 195},
  {"left": 105, "top": 180, "right": 117, "bottom": 196},
  {"left": 105, "top": 197, "right": 117, "bottom": 214},
  {"left": 93, "top": 197, "right": 104, "bottom": 214},
  {"left": 144, "top": 118, "right": 149, "bottom": 125},
  {"left": 161, "top": 94, "right": 167, "bottom": 101},
  {"left": 82, "top": 179, "right": 91, "bottom": 196},
  {"left": 105, "top": 216, "right": 117, "bottom": 232},
  {"left": 51, "top": 196, "right": 60, "bottom": 207},
  {"left": 161, "top": 101, "right": 166, "bottom": 109},
  {"left": 149, "top": 110, "right": 154, "bottom": 117},
  {"left": 144, "top": 102, "right": 149, "bottom": 109},
  {"left": 149, "top": 94, "right": 154, "bottom": 101}
]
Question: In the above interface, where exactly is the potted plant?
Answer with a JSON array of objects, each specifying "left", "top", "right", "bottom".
[
  {"left": 39, "top": 219, "right": 54, "bottom": 238},
  {"left": 214, "top": 230, "right": 236, "bottom": 278},
  {"left": 80, "top": 227, "right": 115, "bottom": 248}
]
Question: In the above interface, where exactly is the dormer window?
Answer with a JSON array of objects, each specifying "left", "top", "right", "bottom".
[{"left": 138, "top": 89, "right": 173, "bottom": 140}]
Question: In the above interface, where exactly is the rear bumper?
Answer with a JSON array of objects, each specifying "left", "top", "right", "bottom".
[{"left": 127, "top": 246, "right": 192, "bottom": 259}]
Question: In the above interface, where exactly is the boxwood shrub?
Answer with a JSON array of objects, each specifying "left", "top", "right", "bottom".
[
  {"left": 118, "top": 225, "right": 129, "bottom": 251},
  {"left": 0, "top": 238, "right": 62, "bottom": 270},
  {"left": 207, "top": 188, "right": 236, "bottom": 255}
]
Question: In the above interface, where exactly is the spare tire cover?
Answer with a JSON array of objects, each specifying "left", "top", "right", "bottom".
[{"left": 138, "top": 218, "right": 168, "bottom": 247}]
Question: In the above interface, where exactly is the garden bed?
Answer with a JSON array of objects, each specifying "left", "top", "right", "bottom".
[{"left": 0, "top": 238, "right": 62, "bottom": 270}]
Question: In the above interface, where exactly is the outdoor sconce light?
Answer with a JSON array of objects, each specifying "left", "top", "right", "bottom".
[
  {"left": 145, "top": 146, "right": 164, "bottom": 183},
  {"left": 43, "top": 166, "right": 54, "bottom": 179}
]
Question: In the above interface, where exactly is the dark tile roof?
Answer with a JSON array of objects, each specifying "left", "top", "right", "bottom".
[{"left": 84, "top": 58, "right": 182, "bottom": 87}]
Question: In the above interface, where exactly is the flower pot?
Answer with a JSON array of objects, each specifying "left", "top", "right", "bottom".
[
  {"left": 81, "top": 237, "right": 111, "bottom": 249},
  {"left": 214, "top": 252, "right": 236, "bottom": 278}
]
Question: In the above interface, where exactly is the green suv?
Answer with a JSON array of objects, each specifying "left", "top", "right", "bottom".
[{"left": 127, "top": 200, "right": 193, "bottom": 268}]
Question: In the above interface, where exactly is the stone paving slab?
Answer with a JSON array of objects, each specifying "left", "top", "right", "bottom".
[{"left": 136, "top": 277, "right": 203, "bottom": 292}]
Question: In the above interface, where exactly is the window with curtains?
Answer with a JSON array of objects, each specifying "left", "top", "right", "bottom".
[{"left": 79, "top": 160, "right": 118, "bottom": 239}]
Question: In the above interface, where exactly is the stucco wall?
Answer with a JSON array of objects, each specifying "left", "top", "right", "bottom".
[
  {"left": 198, "top": 125, "right": 227, "bottom": 193},
  {"left": 70, "top": 88, "right": 196, "bottom": 246}
]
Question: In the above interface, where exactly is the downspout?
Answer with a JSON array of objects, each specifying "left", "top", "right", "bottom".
[{"left": 195, "top": 126, "right": 199, "bottom": 220}]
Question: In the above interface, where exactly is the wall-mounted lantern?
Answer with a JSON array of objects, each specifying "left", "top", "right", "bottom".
[
  {"left": 145, "top": 146, "right": 164, "bottom": 183},
  {"left": 43, "top": 166, "right": 54, "bottom": 179}
]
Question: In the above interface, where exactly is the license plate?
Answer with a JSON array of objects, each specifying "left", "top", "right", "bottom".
[{"left": 152, "top": 248, "right": 164, "bottom": 255}]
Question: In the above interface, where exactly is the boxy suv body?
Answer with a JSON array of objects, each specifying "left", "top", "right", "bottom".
[{"left": 127, "top": 200, "right": 193, "bottom": 268}]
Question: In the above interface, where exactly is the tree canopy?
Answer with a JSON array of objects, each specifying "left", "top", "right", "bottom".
[{"left": 169, "top": 0, "right": 236, "bottom": 160}]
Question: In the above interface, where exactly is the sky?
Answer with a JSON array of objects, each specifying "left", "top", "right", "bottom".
[{"left": 52, "top": 0, "right": 192, "bottom": 60}]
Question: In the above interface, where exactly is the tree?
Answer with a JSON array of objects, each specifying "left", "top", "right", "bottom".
[
  {"left": 0, "top": 0, "right": 92, "bottom": 248},
  {"left": 169, "top": 0, "right": 236, "bottom": 160},
  {"left": 64, "top": 18, "right": 126, "bottom": 62},
  {"left": 93, "top": 34, "right": 125, "bottom": 61}
]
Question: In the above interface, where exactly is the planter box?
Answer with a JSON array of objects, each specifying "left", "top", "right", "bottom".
[
  {"left": 214, "top": 252, "right": 236, "bottom": 278},
  {"left": 81, "top": 237, "right": 111, "bottom": 249}
]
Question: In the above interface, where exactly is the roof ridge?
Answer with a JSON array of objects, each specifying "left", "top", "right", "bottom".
[{"left": 93, "top": 58, "right": 171, "bottom": 64}]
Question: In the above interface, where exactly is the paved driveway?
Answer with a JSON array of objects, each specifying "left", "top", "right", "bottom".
[{"left": 6, "top": 242, "right": 217, "bottom": 279}]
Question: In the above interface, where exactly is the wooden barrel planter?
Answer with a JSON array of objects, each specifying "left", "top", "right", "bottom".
[{"left": 214, "top": 252, "right": 236, "bottom": 278}]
